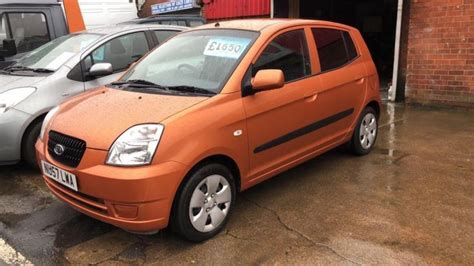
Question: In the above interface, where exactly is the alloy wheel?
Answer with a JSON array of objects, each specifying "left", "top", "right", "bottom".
[{"left": 359, "top": 113, "right": 377, "bottom": 150}]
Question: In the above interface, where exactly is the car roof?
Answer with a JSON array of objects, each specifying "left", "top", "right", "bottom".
[
  {"left": 1, "top": 0, "right": 59, "bottom": 5},
  {"left": 122, "top": 16, "right": 205, "bottom": 25},
  {"left": 195, "top": 19, "right": 355, "bottom": 32},
  {"left": 81, "top": 24, "right": 188, "bottom": 35}
]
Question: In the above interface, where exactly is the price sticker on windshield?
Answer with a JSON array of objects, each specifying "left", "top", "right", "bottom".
[{"left": 204, "top": 37, "right": 251, "bottom": 59}]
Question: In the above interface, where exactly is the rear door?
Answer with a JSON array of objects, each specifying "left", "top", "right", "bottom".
[{"left": 306, "top": 27, "right": 367, "bottom": 149}]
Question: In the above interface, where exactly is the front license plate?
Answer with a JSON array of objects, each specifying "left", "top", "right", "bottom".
[{"left": 42, "top": 160, "right": 78, "bottom": 191}]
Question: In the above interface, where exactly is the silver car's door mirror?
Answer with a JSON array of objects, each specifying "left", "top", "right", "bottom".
[{"left": 88, "top": 63, "right": 113, "bottom": 77}]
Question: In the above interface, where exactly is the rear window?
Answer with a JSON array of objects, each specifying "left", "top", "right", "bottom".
[
  {"left": 311, "top": 28, "right": 359, "bottom": 72},
  {"left": 1, "top": 12, "right": 50, "bottom": 54}
]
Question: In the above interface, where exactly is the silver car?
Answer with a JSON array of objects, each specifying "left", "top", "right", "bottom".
[{"left": 0, "top": 24, "right": 187, "bottom": 166}]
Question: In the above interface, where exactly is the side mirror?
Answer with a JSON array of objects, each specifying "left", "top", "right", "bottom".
[
  {"left": 88, "top": 63, "right": 113, "bottom": 77},
  {"left": 251, "top": 69, "right": 285, "bottom": 92},
  {"left": 0, "top": 39, "right": 17, "bottom": 57}
]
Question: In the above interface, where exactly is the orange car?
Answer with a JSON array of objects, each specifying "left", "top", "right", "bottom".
[{"left": 36, "top": 19, "right": 381, "bottom": 242}]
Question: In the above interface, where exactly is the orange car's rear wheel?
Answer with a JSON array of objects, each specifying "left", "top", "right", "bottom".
[
  {"left": 350, "top": 106, "right": 378, "bottom": 156},
  {"left": 171, "top": 163, "right": 235, "bottom": 242}
]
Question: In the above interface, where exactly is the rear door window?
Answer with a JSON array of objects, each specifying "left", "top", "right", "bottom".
[
  {"left": 253, "top": 29, "right": 311, "bottom": 82},
  {"left": 153, "top": 30, "right": 179, "bottom": 43},
  {"left": 1, "top": 12, "right": 50, "bottom": 54},
  {"left": 311, "top": 28, "right": 359, "bottom": 72}
]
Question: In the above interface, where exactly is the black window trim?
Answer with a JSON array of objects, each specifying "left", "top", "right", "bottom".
[
  {"left": 1, "top": 11, "right": 52, "bottom": 50},
  {"left": 311, "top": 27, "right": 361, "bottom": 74},
  {"left": 242, "top": 27, "right": 363, "bottom": 97}
]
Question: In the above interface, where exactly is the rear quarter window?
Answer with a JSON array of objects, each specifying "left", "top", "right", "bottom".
[{"left": 312, "top": 28, "right": 359, "bottom": 72}]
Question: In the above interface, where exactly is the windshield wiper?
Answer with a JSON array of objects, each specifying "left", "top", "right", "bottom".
[
  {"left": 111, "top": 81, "right": 216, "bottom": 96},
  {"left": 112, "top": 79, "right": 168, "bottom": 90},
  {"left": 32, "top": 68, "right": 54, "bottom": 73},
  {"left": 4, "top": 65, "right": 54, "bottom": 73},
  {"left": 166, "top": 86, "right": 217, "bottom": 95}
]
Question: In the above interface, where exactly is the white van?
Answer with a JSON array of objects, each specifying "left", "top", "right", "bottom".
[{"left": 77, "top": 0, "right": 138, "bottom": 29}]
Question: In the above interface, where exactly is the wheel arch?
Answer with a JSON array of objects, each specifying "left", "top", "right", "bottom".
[
  {"left": 169, "top": 154, "right": 242, "bottom": 229},
  {"left": 366, "top": 100, "right": 381, "bottom": 119},
  {"left": 21, "top": 113, "right": 47, "bottom": 157},
  {"left": 179, "top": 154, "right": 242, "bottom": 194}
]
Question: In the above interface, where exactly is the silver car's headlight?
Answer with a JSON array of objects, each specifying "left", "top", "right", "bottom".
[
  {"left": 40, "top": 106, "right": 59, "bottom": 140},
  {"left": 0, "top": 87, "right": 36, "bottom": 114},
  {"left": 106, "top": 124, "right": 164, "bottom": 166}
]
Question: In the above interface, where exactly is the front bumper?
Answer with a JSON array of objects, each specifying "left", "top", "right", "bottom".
[
  {"left": 0, "top": 108, "right": 32, "bottom": 164},
  {"left": 36, "top": 138, "right": 188, "bottom": 233}
]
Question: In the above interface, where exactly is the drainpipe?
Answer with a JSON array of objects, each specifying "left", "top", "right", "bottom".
[
  {"left": 389, "top": 0, "right": 404, "bottom": 101},
  {"left": 270, "top": 0, "right": 275, "bottom": 18}
]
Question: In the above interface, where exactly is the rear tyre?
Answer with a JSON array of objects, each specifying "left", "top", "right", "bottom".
[
  {"left": 22, "top": 120, "right": 42, "bottom": 168},
  {"left": 350, "top": 106, "right": 378, "bottom": 156},
  {"left": 171, "top": 163, "right": 235, "bottom": 242}
]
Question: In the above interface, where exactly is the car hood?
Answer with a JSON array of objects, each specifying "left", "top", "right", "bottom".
[
  {"left": 0, "top": 73, "right": 47, "bottom": 93},
  {"left": 50, "top": 87, "right": 209, "bottom": 150}
]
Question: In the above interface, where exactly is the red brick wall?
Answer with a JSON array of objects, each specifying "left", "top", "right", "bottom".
[{"left": 405, "top": 0, "right": 474, "bottom": 108}]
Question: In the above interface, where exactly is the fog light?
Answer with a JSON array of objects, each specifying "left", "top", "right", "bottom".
[{"left": 113, "top": 204, "right": 138, "bottom": 219}]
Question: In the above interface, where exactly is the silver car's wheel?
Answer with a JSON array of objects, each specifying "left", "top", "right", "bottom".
[
  {"left": 359, "top": 113, "right": 377, "bottom": 150},
  {"left": 189, "top": 174, "right": 232, "bottom": 233}
]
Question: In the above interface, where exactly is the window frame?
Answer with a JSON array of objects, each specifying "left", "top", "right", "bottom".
[
  {"left": 85, "top": 31, "right": 150, "bottom": 73},
  {"left": 1, "top": 11, "right": 52, "bottom": 52},
  {"left": 311, "top": 27, "right": 361, "bottom": 74},
  {"left": 251, "top": 26, "right": 315, "bottom": 85}
]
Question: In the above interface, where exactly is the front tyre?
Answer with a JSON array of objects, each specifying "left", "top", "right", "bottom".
[
  {"left": 22, "top": 120, "right": 42, "bottom": 168},
  {"left": 172, "top": 163, "right": 235, "bottom": 242},
  {"left": 350, "top": 106, "right": 378, "bottom": 156}
]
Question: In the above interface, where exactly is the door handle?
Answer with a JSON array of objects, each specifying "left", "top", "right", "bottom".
[
  {"left": 355, "top": 76, "right": 365, "bottom": 84},
  {"left": 304, "top": 91, "right": 318, "bottom": 102},
  {"left": 62, "top": 93, "right": 70, "bottom": 97}
]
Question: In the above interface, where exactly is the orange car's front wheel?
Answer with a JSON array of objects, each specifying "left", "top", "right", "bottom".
[{"left": 171, "top": 163, "right": 236, "bottom": 242}]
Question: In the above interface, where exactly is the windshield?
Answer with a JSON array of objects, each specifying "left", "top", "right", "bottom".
[
  {"left": 120, "top": 29, "right": 259, "bottom": 94},
  {"left": 13, "top": 33, "right": 100, "bottom": 71}
]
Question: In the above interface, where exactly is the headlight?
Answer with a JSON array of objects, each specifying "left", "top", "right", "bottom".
[
  {"left": 106, "top": 124, "right": 164, "bottom": 166},
  {"left": 0, "top": 87, "right": 36, "bottom": 114},
  {"left": 39, "top": 106, "right": 59, "bottom": 140}
]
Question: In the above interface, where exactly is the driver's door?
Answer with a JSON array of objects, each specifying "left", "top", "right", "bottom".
[
  {"left": 242, "top": 28, "right": 322, "bottom": 183},
  {"left": 80, "top": 31, "right": 151, "bottom": 91}
]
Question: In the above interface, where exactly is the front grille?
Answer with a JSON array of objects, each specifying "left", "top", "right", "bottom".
[{"left": 48, "top": 131, "right": 86, "bottom": 168}]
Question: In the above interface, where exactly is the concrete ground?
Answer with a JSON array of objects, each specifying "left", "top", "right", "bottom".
[{"left": 0, "top": 103, "right": 473, "bottom": 265}]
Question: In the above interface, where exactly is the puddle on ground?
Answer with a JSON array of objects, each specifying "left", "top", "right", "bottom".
[{"left": 375, "top": 148, "right": 411, "bottom": 165}]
